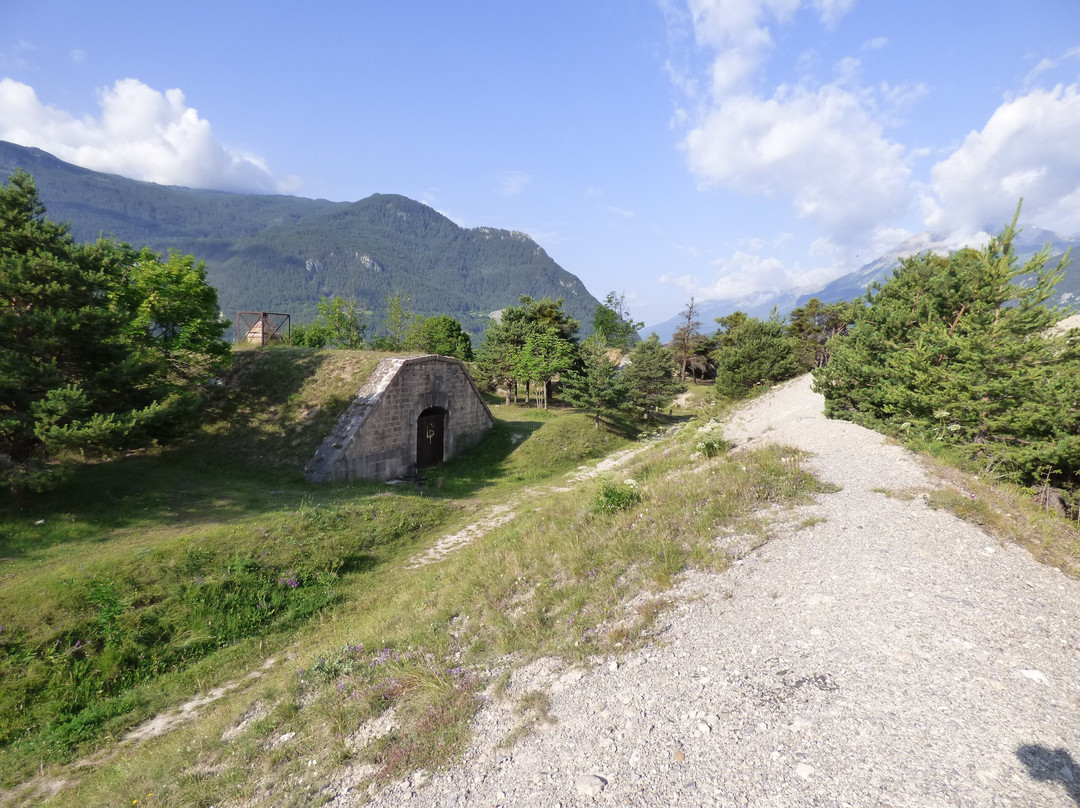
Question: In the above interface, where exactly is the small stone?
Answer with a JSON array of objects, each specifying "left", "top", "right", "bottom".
[
  {"left": 697, "top": 721, "right": 712, "bottom": 735},
  {"left": 1020, "top": 669, "right": 1049, "bottom": 685},
  {"left": 795, "top": 763, "right": 814, "bottom": 779},
  {"left": 673, "top": 749, "right": 686, "bottom": 763},
  {"left": 575, "top": 774, "right": 606, "bottom": 797}
]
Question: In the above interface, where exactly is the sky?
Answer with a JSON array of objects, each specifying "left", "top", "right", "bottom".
[{"left": 2, "top": 0, "right": 1080, "bottom": 326}]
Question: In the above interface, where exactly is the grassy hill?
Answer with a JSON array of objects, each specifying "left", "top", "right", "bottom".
[
  {"left": 0, "top": 348, "right": 832, "bottom": 807},
  {"left": 0, "top": 141, "right": 601, "bottom": 337}
]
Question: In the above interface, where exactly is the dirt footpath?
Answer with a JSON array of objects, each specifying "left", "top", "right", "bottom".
[{"left": 351, "top": 374, "right": 1080, "bottom": 808}]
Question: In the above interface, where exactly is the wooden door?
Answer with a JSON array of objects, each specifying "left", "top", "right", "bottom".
[{"left": 416, "top": 409, "right": 445, "bottom": 468}]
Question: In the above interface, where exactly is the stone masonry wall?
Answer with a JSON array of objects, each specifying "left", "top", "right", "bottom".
[{"left": 305, "top": 355, "right": 494, "bottom": 483}]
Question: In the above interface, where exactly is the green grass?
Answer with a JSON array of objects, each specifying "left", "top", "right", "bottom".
[{"left": 0, "top": 351, "right": 832, "bottom": 808}]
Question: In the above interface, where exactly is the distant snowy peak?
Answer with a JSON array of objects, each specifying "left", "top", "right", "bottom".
[
  {"left": 809, "top": 226, "right": 1079, "bottom": 307},
  {"left": 644, "top": 226, "right": 1080, "bottom": 342}
]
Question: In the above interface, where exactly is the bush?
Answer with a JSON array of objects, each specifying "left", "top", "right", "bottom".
[
  {"left": 694, "top": 420, "right": 731, "bottom": 457},
  {"left": 593, "top": 479, "right": 641, "bottom": 513}
]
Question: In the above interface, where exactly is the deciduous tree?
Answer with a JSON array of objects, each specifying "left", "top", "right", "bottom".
[
  {"left": 409, "top": 314, "right": 474, "bottom": 360},
  {"left": 593, "top": 291, "right": 643, "bottom": 350},
  {"left": 671, "top": 297, "right": 703, "bottom": 382}
]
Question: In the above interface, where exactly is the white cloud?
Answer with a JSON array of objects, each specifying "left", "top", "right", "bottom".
[
  {"left": 664, "top": 248, "right": 838, "bottom": 301},
  {"left": 683, "top": 83, "right": 911, "bottom": 235},
  {"left": 0, "top": 78, "right": 298, "bottom": 194},
  {"left": 686, "top": 0, "right": 800, "bottom": 97},
  {"left": 1023, "top": 46, "right": 1080, "bottom": 87},
  {"left": 924, "top": 84, "right": 1080, "bottom": 235},
  {"left": 493, "top": 170, "right": 531, "bottom": 197},
  {"left": 811, "top": 0, "right": 854, "bottom": 27},
  {"left": 672, "top": 0, "right": 913, "bottom": 241}
]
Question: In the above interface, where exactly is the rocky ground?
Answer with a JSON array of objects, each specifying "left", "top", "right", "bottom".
[{"left": 340, "top": 374, "right": 1080, "bottom": 808}]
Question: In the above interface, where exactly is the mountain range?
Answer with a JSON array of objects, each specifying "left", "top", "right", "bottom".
[
  {"left": 645, "top": 227, "right": 1080, "bottom": 341},
  {"left": 0, "top": 141, "right": 600, "bottom": 338}
]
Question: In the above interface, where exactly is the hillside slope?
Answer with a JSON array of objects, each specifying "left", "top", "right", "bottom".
[
  {"left": 0, "top": 141, "right": 600, "bottom": 336},
  {"left": 362, "top": 375, "right": 1080, "bottom": 807}
]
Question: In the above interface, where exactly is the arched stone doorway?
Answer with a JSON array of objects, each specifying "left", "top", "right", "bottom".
[{"left": 416, "top": 406, "right": 447, "bottom": 469}]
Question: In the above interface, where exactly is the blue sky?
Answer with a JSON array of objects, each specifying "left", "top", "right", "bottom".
[{"left": 2, "top": 1, "right": 1079, "bottom": 326}]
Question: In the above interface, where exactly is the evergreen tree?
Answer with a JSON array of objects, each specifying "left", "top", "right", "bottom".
[
  {"left": 815, "top": 205, "right": 1080, "bottom": 488},
  {"left": 0, "top": 171, "right": 229, "bottom": 488},
  {"left": 622, "top": 334, "right": 682, "bottom": 419},
  {"left": 713, "top": 313, "right": 802, "bottom": 398},
  {"left": 671, "top": 297, "right": 703, "bottom": 381},
  {"left": 561, "top": 334, "right": 627, "bottom": 429},
  {"left": 787, "top": 298, "right": 857, "bottom": 370}
]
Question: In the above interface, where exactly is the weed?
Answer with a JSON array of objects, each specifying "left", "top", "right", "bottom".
[
  {"left": 593, "top": 480, "right": 641, "bottom": 513},
  {"left": 872, "top": 486, "right": 920, "bottom": 501},
  {"left": 693, "top": 419, "right": 731, "bottom": 457},
  {"left": 500, "top": 688, "right": 556, "bottom": 748}
]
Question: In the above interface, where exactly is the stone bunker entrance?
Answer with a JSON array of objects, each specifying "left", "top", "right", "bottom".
[
  {"left": 416, "top": 406, "right": 447, "bottom": 469},
  {"left": 305, "top": 355, "right": 494, "bottom": 483}
]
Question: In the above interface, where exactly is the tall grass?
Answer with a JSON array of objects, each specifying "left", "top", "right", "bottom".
[{"left": 0, "top": 350, "right": 829, "bottom": 807}]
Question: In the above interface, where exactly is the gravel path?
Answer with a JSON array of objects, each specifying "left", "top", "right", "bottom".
[{"left": 347, "top": 374, "right": 1080, "bottom": 808}]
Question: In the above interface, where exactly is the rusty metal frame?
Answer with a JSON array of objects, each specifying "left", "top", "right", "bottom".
[{"left": 237, "top": 311, "right": 291, "bottom": 346}]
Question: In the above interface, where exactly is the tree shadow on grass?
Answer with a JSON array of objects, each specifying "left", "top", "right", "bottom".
[
  {"left": 0, "top": 348, "right": 385, "bottom": 558},
  {"left": 1017, "top": 745, "right": 1080, "bottom": 805}
]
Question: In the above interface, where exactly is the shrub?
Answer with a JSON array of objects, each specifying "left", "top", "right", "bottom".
[
  {"left": 593, "top": 479, "right": 641, "bottom": 513},
  {"left": 694, "top": 420, "right": 731, "bottom": 457}
]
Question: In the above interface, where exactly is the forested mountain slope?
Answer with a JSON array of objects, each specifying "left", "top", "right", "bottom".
[{"left": 0, "top": 141, "right": 599, "bottom": 335}]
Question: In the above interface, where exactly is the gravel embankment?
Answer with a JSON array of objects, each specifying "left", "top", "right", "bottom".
[{"left": 344, "top": 374, "right": 1080, "bottom": 807}]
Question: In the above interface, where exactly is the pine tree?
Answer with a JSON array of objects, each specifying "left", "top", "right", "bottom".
[
  {"left": 815, "top": 204, "right": 1080, "bottom": 488},
  {"left": 671, "top": 297, "right": 703, "bottom": 382},
  {"left": 713, "top": 314, "right": 802, "bottom": 398},
  {"left": 0, "top": 171, "right": 229, "bottom": 488},
  {"left": 787, "top": 298, "right": 857, "bottom": 369},
  {"left": 622, "top": 334, "right": 682, "bottom": 419},
  {"left": 561, "top": 334, "right": 627, "bottom": 429}
]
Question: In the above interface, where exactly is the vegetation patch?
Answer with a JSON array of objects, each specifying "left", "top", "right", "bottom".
[
  {"left": 920, "top": 456, "right": 1080, "bottom": 579},
  {"left": 0, "top": 344, "right": 830, "bottom": 806}
]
